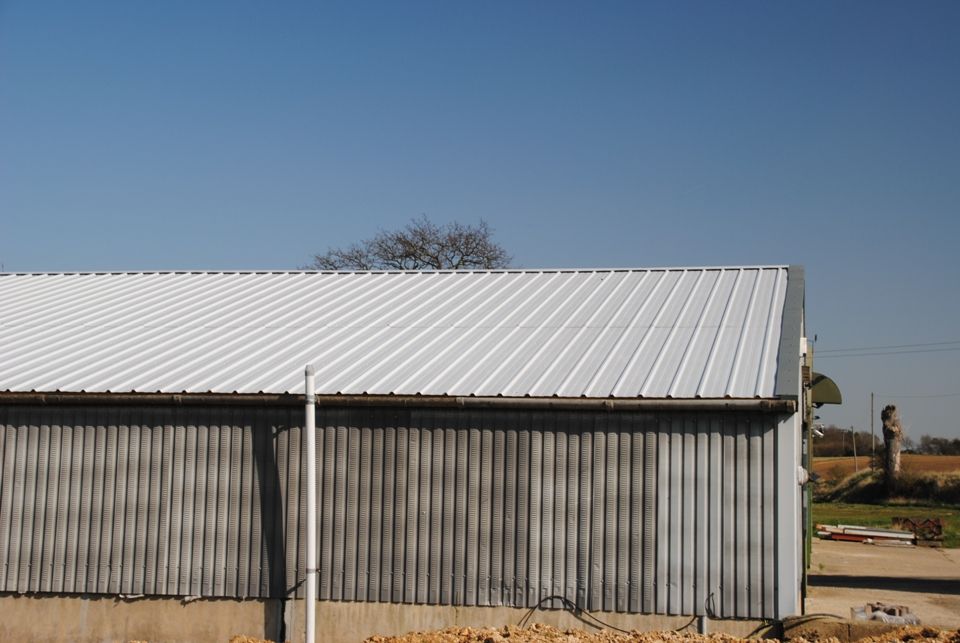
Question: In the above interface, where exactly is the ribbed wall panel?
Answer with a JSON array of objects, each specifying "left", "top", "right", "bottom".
[
  {"left": 0, "top": 405, "right": 288, "bottom": 598},
  {"left": 0, "top": 404, "right": 791, "bottom": 618}
]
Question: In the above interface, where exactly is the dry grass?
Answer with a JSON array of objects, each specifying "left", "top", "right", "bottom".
[
  {"left": 813, "top": 466, "right": 960, "bottom": 506},
  {"left": 813, "top": 455, "right": 960, "bottom": 481}
]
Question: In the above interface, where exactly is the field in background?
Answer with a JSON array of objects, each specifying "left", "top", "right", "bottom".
[
  {"left": 813, "top": 454, "right": 960, "bottom": 480},
  {"left": 811, "top": 502, "right": 960, "bottom": 548}
]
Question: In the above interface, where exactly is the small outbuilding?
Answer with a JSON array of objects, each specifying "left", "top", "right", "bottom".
[{"left": 0, "top": 266, "right": 810, "bottom": 641}]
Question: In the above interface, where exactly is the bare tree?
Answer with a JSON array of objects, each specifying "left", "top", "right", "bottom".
[
  {"left": 881, "top": 404, "right": 903, "bottom": 491},
  {"left": 306, "top": 217, "right": 511, "bottom": 271}
]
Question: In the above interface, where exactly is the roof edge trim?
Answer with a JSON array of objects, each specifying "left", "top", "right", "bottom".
[
  {"left": 774, "top": 264, "right": 805, "bottom": 399},
  {"left": 0, "top": 392, "right": 795, "bottom": 413},
  {"left": 0, "top": 264, "right": 791, "bottom": 277}
]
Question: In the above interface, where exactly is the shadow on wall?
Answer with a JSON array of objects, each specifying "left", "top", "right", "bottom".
[{"left": 255, "top": 420, "right": 289, "bottom": 643}]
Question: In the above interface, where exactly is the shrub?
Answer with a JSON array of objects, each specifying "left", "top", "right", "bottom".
[
  {"left": 893, "top": 471, "right": 960, "bottom": 504},
  {"left": 814, "top": 469, "right": 883, "bottom": 503},
  {"left": 815, "top": 469, "right": 960, "bottom": 504}
]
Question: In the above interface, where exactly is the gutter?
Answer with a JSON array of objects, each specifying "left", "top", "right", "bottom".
[
  {"left": 0, "top": 392, "right": 796, "bottom": 413},
  {"left": 448, "top": 396, "right": 790, "bottom": 413}
]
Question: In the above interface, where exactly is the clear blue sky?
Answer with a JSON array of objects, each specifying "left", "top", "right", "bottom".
[{"left": 2, "top": 1, "right": 958, "bottom": 438}]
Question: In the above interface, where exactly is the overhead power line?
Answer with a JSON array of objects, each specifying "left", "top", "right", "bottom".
[
  {"left": 873, "top": 392, "right": 960, "bottom": 399},
  {"left": 817, "top": 339, "right": 960, "bottom": 354},
  {"left": 815, "top": 346, "right": 960, "bottom": 359}
]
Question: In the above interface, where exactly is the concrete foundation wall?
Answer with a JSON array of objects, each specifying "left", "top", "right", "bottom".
[
  {"left": 299, "top": 601, "right": 765, "bottom": 642},
  {"left": 0, "top": 594, "right": 283, "bottom": 643},
  {"left": 0, "top": 595, "right": 767, "bottom": 643}
]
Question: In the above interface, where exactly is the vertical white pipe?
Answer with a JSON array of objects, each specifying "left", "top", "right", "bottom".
[{"left": 304, "top": 365, "right": 317, "bottom": 643}]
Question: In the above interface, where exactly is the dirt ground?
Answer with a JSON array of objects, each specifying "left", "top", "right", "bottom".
[
  {"left": 363, "top": 622, "right": 960, "bottom": 642},
  {"left": 806, "top": 539, "right": 960, "bottom": 628},
  {"left": 366, "top": 624, "right": 760, "bottom": 642},
  {"left": 361, "top": 542, "right": 960, "bottom": 642}
]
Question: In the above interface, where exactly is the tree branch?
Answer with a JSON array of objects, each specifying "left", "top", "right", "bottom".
[{"left": 303, "top": 217, "right": 511, "bottom": 271}]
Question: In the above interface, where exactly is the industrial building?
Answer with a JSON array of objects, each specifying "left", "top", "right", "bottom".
[{"left": 0, "top": 266, "right": 809, "bottom": 641}]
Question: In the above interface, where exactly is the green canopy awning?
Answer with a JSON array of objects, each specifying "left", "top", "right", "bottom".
[{"left": 811, "top": 371, "right": 842, "bottom": 405}]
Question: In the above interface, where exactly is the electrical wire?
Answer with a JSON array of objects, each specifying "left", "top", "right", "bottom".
[
  {"left": 743, "top": 612, "right": 849, "bottom": 639},
  {"left": 815, "top": 346, "right": 960, "bottom": 358},
  {"left": 744, "top": 619, "right": 777, "bottom": 639},
  {"left": 516, "top": 594, "right": 845, "bottom": 636},
  {"left": 817, "top": 339, "right": 960, "bottom": 354},
  {"left": 515, "top": 595, "right": 632, "bottom": 634},
  {"left": 873, "top": 392, "right": 960, "bottom": 399},
  {"left": 705, "top": 592, "right": 719, "bottom": 620},
  {"left": 673, "top": 614, "right": 698, "bottom": 632},
  {"left": 783, "top": 613, "right": 849, "bottom": 626}
]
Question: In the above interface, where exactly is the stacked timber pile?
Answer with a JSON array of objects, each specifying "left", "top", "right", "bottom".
[{"left": 816, "top": 523, "right": 915, "bottom": 545}]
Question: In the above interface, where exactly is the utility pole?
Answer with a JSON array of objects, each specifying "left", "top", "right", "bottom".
[
  {"left": 870, "top": 392, "right": 875, "bottom": 468},
  {"left": 851, "top": 425, "right": 858, "bottom": 472}
]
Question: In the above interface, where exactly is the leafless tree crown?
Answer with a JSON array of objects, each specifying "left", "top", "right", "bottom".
[{"left": 307, "top": 217, "right": 511, "bottom": 271}]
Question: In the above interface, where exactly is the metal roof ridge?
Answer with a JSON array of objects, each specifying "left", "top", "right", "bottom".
[{"left": 0, "top": 264, "right": 791, "bottom": 277}]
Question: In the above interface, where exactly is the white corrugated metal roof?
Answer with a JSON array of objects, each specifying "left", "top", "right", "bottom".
[{"left": 0, "top": 267, "right": 794, "bottom": 398}]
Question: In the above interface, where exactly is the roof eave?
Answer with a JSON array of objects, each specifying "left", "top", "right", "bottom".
[
  {"left": 773, "top": 264, "right": 805, "bottom": 400},
  {"left": 0, "top": 391, "right": 796, "bottom": 413}
]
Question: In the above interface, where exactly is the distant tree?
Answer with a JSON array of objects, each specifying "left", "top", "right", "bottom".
[
  {"left": 813, "top": 424, "right": 875, "bottom": 457},
  {"left": 901, "top": 435, "right": 916, "bottom": 453},
  {"left": 305, "top": 216, "right": 511, "bottom": 271},
  {"left": 916, "top": 434, "right": 960, "bottom": 456}
]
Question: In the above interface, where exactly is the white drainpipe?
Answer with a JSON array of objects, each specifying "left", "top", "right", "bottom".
[{"left": 304, "top": 365, "right": 317, "bottom": 643}]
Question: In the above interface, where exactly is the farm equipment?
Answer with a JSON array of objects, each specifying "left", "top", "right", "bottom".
[{"left": 891, "top": 517, "right": 944, "bottom": 547}]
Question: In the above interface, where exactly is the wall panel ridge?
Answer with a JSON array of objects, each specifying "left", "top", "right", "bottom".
[
  {"left": 0, "top": 404, "right": 788, "bottom": 619},
  {"left": 0, "top": 405, "right": 293, "bottom": 599}
]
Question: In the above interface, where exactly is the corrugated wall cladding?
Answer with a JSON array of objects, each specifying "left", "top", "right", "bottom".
[
  {"left": 0, "top": 404, "right": 787, "bottom": 619},
  {"left": 0, "top": 267, "right": 789, "bottom": 399},
  {"left": 0, "top": 405, "right": 291, "bottom": 598}
]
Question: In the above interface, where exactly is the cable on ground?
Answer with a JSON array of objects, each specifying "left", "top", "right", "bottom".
[
  {"left": 517, "top": 595, "right": 632, "bottom": 634},
  {"left": 518, "top": 595, "right": 704, "bottom": 634}
]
